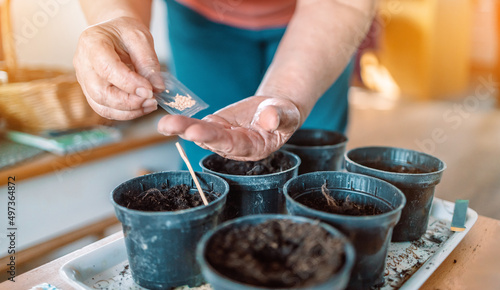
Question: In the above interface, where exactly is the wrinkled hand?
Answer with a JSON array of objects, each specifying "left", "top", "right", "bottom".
[
  {"left": 158, "top": 96, "right": 301, "bottom": 161},
  {"left": 74, "top": 17, "right": 163, "bottom": 120}
]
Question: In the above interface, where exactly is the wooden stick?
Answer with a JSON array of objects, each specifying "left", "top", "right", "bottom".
[{"left": 175, "top": 142, "right": 209, "bottom": 206}]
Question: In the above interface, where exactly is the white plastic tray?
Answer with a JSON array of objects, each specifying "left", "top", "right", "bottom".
[
  {"left": 381, "top": 198, "right": 477, "bottom": 289},
  {"left": 59, "top": 198, "right": 477, "bottom": 290}
]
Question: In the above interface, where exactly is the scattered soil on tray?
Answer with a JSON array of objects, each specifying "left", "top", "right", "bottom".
[
  {"left": 117, "top": 184, "right": 219, "bottom": 211},
  {"left": 360, "top": 161, "right": 430, "bottom": 174},
  {"left": 203, "top": 151, "right": 293, "bottom": 175},
  {"left": 116, "top": 264, "right": 212, "bottom": 289},
  {"left": 119, "top": 264, "right": 129, "bottom": 277},
  {"left": 297, "top": 183, "right": 385, "bottom": 216},
  {"left": 206, "top": 219, "right": 345, "bottom": 288}
]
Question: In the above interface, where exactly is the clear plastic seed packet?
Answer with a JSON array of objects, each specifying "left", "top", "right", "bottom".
[{"left": 153, "top": 72, "right": 209, "bottom": 117}]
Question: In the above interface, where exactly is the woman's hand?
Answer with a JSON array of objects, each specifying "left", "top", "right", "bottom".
[
  {"left": 74, "top": 17, "right": 163, "bottom": 120},
  {"left": 157, "top": 96, "right": 301, "bottom": 161}
]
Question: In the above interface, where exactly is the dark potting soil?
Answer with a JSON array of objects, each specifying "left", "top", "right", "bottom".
[
  {"left": 206, "top": 219, "right": 345, "bottom": 288},
  {"left": 360, "top": 161, "right": 430, "bottom": 174},
  {"left": 117, "top": 184, "right": 219, "bottom": 211},
  {"left": 296, "top": 184, "right": 385, "bottom": 216},
  {"left": 204, "top": 151, "right": 293, "bottom": 175}
]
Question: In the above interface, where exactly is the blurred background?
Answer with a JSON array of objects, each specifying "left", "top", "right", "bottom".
[{"left": 0, "top": 0, "right": 499, "bottom": 280}]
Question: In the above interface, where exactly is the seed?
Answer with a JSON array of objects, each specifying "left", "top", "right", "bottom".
[{"left": 166, "top": 93, "right": 196, "bottom": 111}]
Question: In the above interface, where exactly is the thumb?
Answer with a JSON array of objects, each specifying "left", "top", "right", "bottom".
[
  {"left": 122, "top": 29, "right": 164, "bottom": 92},
  {"left": 251, "top": 98, "right": 301, "bottom": 133}
]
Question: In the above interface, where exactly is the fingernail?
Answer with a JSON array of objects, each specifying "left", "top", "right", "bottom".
[
  {"left": 136, "top": 87, "right": 153, "bottom": 99},
  {"left": 142, "top": 98, "right": 157, "bottom": 108},
  {"left": 143, "top": 105, "right": 157, "bottom": 114}
]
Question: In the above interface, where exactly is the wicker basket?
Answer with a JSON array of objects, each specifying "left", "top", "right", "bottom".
[{"left": 0, "top": 0, "right": 106, "bottom": 133}]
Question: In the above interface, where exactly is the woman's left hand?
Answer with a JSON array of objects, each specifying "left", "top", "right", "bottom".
[{"left": 157, "top": 96, "right": 301, "bottom": 161}]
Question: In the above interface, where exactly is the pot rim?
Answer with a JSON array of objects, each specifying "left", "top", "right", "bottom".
[
  {"left": 283, "top": 128, "right": 348, "bottom": 150},
  {"left": 196, "top": 214, "right": 355, "bottom": 290},
  {"left": 344, "top": 146, "right": 447, "bottom": 177},
  {"left": 283, "top": 171, "right": 407, "bottom": 222},
  {"left": 199, "top": 150, "right": 301, "bottom": 180},
  {"left": 110, "top": 170, "right": 229, "bottom": 217}
]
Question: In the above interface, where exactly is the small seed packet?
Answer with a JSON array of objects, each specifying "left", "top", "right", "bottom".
[{"left": 153, "top": 72, "right": 209, "bottom": 117}]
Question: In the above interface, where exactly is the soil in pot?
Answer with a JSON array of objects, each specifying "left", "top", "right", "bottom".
[
  {"left": 206, "top": 219, "right": 345, "bottom": 288},
  {"left": 116, "top": 184, "right": 220, "bottom": 211},
  {"left": 296, "top": 183, "right": 386, "bottom": 216},
  {"left": 360, "top": 161, "right": 431, "bottom": 174},
  {"left": 204, "top": 151, "right": 293, "bottom": 175}
]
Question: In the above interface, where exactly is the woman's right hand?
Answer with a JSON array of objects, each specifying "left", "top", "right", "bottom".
[{"left": 74, "top": 17, "right": 163, "bottom": 120}]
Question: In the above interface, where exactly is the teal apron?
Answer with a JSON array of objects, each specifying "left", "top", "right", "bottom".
[{"left": 165, "top": 0, "right": 353, "bottom": 170}]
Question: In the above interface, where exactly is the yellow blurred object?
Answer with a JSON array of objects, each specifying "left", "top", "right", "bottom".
[
  {"left": 360, "top": 51, "right": 400, "bottom": 99},
  {"left": 0, "top": 0, "right": 16, "bottom": 71},
  {"left": 497, "top": 0, "right": 500, "bottom": 106},
  {"left": 377, "top": 0, "right": 472, "bottom": 100},
  {"left": 0, "top": 0, "right": 105, "bottom": 133},
  {"left": 470, "top": 0, "right": 497, "bottom": 76}
]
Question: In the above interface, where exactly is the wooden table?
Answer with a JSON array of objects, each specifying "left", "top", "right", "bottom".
[
  {"left": 1, "top": 215, "right": 499, "bottom": 289},
  {"left": 422, "top": 216, "right": 500, "bottom": 290}
]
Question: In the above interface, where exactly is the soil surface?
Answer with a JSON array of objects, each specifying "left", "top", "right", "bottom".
[
  {"left": 296, "top": 184, "right": 385, "bottom": 216},
  {"left": 117, "top": 184, "right": 218, "bottom": 211},
  {"left": 204, "top": 151, "right": 293, "bottom": 175},
  {"left": 360, "top": 161, "right": 430, "bottom": 174},
  {"left": 206, "top": 219, "right": 345, "bottom": 288}
]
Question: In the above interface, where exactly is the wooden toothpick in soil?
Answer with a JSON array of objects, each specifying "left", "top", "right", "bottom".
[{"left": 175, "top": 142, "right": 209, "bottom": 206}]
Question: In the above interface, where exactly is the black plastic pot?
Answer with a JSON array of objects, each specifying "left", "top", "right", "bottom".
[
  {"left": 111, "top": 171, "right": 229, "bottom": 290},
  {"left": 200, "top": 150, "right": 300, "bottom": 220},
  {"left": 284, "top": 172, "right": 406, "bottom": 289},
  {"left": 345, "top": 146, "right": 446, "bottom": 242},
  {"left": 282, "top": 129, "right": 348, "bottom": 174},
  {"left": 196, "top": 214, "right": 355, "bottom": 290}
]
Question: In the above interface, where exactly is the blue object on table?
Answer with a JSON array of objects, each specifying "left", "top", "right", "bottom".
[
  {"left": 0, "top": 139, "right": 44, "bottom": 169},
  {"left": 451, "top": 199, "right": 469, "bottom": 232},
  {"left": 5, "top": 126, "right": 121, "bottom": 156}
]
